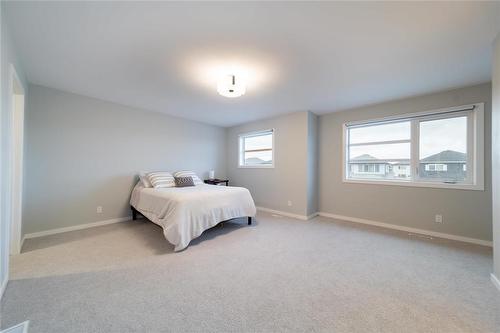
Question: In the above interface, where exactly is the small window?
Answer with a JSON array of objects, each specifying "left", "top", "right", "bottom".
[
  {"left": 239, "top": 129, "right": 274, "bottom": 168},
  {"left": 424, "top": 164, "right": 448, "bottom": 172},
  {"left": 344, "top": 103, "right": 484, "bottom": 190}
]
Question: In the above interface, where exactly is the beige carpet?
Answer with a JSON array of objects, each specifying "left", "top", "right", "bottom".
[{"left": 1, "top": 212, "right": 499, "bottom": 332}]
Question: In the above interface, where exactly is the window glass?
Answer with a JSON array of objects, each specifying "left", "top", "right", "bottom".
[
  {"left": 419, "top": 116, "right": 467, "bottom": 182},
  {"left": 239, "top": 130, "right": 273, "bottom": 167},
  {"left": 348, "top": 142, "right": 411, "bottom": 180},
  {"left": 349, "top": 121, "right": 410, "bottom": 144},
  {"left": 244, "top": 151, "right": 272, "bottom": 166},
  {"left": 244, "top": 133, "right": 272, "bottom": 151}
]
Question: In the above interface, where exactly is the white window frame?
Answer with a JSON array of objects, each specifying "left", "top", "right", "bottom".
[
  {"left": 342, "top": 103, "right": 484, "bottom": 191},
  {"left": 238, "top": 129, "right": 275, "bottom": 168}
]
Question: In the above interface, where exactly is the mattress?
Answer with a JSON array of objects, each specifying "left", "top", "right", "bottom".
[{"left": 130, "top": 182, "right": 256, "bottom": 251}]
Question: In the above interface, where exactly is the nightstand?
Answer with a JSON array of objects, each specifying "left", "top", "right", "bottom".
[{"left": 204, "top": 179, "right": 229, "bottom": 186}]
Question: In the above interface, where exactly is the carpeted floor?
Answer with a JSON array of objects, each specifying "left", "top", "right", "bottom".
[{"left": 1, "top": 212, "right": 499, "bottom": 332}]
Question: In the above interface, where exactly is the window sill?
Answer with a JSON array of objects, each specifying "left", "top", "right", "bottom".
[{"left": 343, "top": 178, "right": 484, "bottom": 191}]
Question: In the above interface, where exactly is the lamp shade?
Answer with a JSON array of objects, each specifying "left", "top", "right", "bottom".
[{"left": 217, "top": 75, "right": 246, "bottom": 98}]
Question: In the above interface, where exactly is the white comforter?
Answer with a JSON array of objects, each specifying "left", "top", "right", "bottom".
[{"left": 130, "top": 183, "right": 256, "bottom": 251}]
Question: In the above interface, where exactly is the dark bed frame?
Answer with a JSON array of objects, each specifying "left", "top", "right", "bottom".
[{"left": 131, "top": 205, "right": 252, "bottom": 225}]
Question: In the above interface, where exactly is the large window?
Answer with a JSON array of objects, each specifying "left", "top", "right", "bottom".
[
  {"left": 344, "top": 104, "right": 484, "bottom": 190},
  {"left": 239, "top": 129, "right": 274, "bottom": 168}
]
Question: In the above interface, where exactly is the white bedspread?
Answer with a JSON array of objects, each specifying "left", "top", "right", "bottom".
[{"left": 130, "top": 182, "right": 256, "bottom": 251}]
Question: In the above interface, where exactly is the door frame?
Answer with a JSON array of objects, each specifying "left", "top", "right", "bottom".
[{"left": 9, "top": 64, "right": 25, "bottom": 255}]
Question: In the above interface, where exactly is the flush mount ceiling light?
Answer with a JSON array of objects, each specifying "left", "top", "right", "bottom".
[{"left": 217, "top": 74, "right": 246, "bottom": 98}]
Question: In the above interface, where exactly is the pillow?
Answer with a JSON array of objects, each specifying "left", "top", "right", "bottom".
[
  {"left": 173, "top": 170, "right": 203, "bottom": 185},
  {"left": 146, "top": 171, "right": 176, "bottom": 188},
  {"left": 174, "top": 176, "right": 195, "bottom": 187},
  {"left": 139, "top": 172, "right": 152, "bottom": 188}
]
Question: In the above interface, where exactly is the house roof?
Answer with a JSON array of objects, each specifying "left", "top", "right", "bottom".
[
  {"left": 245, "top": 157, "right": 271, "bottom": 164},
  {"left": 351, "top": 154, "right": 377, "bottom": 161},
  {"left": 350, "top": 150, "right": 466, "bottom": 165},
  {"left": 421, "top": 150, "right": 466, "bottom": 163}
]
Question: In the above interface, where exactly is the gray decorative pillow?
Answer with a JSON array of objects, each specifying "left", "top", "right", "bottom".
[{"left": 174, "top": 176, "right": 195, "bottom": 187}]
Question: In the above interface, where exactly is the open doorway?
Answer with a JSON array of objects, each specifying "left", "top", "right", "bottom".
[{"left": 9, "top": 64, "right": 25, "bottom": 255}]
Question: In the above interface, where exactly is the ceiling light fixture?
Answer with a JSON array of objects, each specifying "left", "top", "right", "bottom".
[{"left": 217, "top": 74, "right": 246, "bottom": 98}]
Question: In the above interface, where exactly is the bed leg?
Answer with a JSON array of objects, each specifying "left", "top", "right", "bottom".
[
  {"left": 248, "top": 216, "right": 252, "bottom": 225},
  {"left": 132, "top": 206, "right": 137, "bottom": 220}
]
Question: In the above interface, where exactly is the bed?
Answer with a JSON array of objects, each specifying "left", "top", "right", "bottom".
[{"left": 130, "top": 182, "right": 256, "bottom": 251}]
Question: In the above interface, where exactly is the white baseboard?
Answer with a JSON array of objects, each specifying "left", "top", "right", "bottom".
[
  {"left": 23, "top": 216, "right": 132, "bottom": 240},
  {"left": 317, "top": 212, "right": 492, "bottom": 247},
  {"left": 491, "top": 273, "right": 500, "bottom": 292},
  {"left": 0, "top": 274, "right": 8, "bottom": 302},
  {"left": 256, "top": 207, "right": 317, "bottom": 221}
]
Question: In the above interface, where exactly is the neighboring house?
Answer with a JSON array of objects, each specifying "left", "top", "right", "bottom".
[
  {"left": 419, "top": 150, "right": 466, "bottom": 181},
  {"left": 348, "top": 154, "right": 410, "bottom": 180},
  {"left": 349, "top": 150, "right": 466, "bottom": 181}
]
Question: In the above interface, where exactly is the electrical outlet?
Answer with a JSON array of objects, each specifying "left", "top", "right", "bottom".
[
  {"left": 287, "top": 200, "right": 292, "bottom": 207},
  {"left": 435, "top": 214, "right": 443, "bottom": 223},
  {"left": 96, "top": 206, "right": 103, "bottom": 214}
]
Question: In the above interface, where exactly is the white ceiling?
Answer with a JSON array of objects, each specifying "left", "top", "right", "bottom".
[{"left": 5, "top": 1, "right": 500, "bottom": 127}]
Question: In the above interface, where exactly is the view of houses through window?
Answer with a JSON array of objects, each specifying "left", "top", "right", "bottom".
[
  {"left": 348, "top": 120, "right": 412, "bottom": 180},
  {"left": 239, "top": 129, "right": 274, "bottom": 167},
  {"left": 346, "top": 112, "right": 469, "bottom": 184},
  {"left": 418, "top": 116, "right": 467, "bottom": 181}
]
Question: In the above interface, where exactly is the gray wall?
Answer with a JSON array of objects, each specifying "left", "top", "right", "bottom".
[
  {"left": 1, "top": 4, "right": 28, "bottom": 292},
  {"left": 21, "top": 83, "right": 494, "bottom": 243},
  {"left": 318, "top": 83, "right": 492, "bottom": 241},
  {"left": 492, "top": 34, "right": 500, "bottom": 277},
  {"left": 23, "top": 85, "right": 227, "bottom": 235},
  {"left": 226, "top": 111, "right": 313, "bottom": 217}
]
